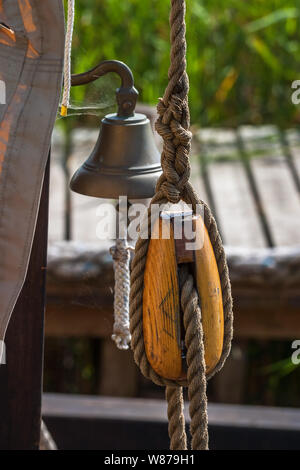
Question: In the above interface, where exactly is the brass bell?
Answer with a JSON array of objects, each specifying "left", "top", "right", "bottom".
[{"left": 70, "top": 60, "right": 161, "bottom": 199}]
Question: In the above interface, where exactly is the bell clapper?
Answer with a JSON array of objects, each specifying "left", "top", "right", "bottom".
[{"left": 110, "top": 199, "right": 133, "bottom": 350}]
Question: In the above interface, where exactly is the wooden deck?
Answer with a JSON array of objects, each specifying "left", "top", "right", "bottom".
[
  {"left": 46, "top": 242, "right": 300, "bottom": 340},
  {"left": 42, "top": 393, "right": 300, "bottom": 450},
  {"left": 50, "top": 122, "right": 300, "bottom": 248}
]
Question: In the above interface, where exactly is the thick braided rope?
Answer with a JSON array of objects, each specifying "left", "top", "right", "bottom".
[
  {"left": 165, "top": 266, "right": 209, "bottom": 451},
  {"left": 155, "top": 0, "right": 191, "bottom": 205},
  {"left": 165, "top": 386, "right": 187, "bottom": 450},
  {"left": 129, "top": 0, "right": 233, "bottom": 450},
  {"left": 185, "top": 187, "right": 233, "bottom": 381},
  {"left": 180, "top": 265, "right": 208, "bottom": 450},
  {"left": 110, "top": 238, "right": 131, "bottom": 350}
]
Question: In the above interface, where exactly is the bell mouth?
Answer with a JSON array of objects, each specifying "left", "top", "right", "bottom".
[{"left": 70, "top": 165, "right": 162, "bottom": 199}]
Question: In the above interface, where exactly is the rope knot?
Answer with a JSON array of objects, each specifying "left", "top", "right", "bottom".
[
  {"left": 159, "top": 180, "right": 181, "bottom": 203},
  {"left": 155, "top": 93, "right": 192, "bottom": 205},
  {"left": 168, "top": 95, "right": 184, "bottom": 122},
  {"left": 110, "top": 243, "right": 130, "bottom": 263}
]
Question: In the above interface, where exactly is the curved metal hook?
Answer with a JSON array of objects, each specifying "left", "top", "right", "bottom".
[{"left": 71, "top": 60, "right": 138, "bottom": 118}]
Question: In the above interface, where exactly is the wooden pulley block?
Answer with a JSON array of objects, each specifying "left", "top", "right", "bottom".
[{"left": 143, "top": 211, "right": 224, "bottom": 380}]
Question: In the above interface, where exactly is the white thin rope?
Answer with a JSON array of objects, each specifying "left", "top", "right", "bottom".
[
  {"left": 110, "top": 239, "right": 132, "bottom": 350},
  {"left": 61, "top": 0, "right": 75, "bottom": 116}
]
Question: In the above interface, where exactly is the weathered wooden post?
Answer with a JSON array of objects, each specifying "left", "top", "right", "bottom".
[{"left": 0, "top": 160, "right": 49, "bottom": 450}]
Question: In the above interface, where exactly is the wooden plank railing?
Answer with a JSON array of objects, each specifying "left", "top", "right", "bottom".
[
  {"left": 50, "top": 111, "right": 300, "bottom": 248},
  {"left": 42, "top": 392, "right": 300, "bottom": 450},
  {"left": 46, "top": 242, "right": 300, "bottom": 340}
]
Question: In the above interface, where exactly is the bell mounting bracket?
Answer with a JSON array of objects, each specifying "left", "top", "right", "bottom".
[{"left": 71, "top": 60, "right": 138, "bottom": 118}]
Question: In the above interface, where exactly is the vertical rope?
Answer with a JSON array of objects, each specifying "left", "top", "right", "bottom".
[
  {"left": 128, "top": 0, "right": 234, "bottom": 451},
  {"left": 166, "top": 386, "right": 187, "bottom": 450},
  {"left": 180, "top": 266, "right": 208, "bottom": 450},
  {"left": 61, "top": 0, "right": 75, "bottom": 117},
  {"left": 110, "top": 238, "right": 131, "bottom": 350}
]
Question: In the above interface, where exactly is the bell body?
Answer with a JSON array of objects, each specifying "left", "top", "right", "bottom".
[{"left": 70, "top": 113, "right": 162, "bottom": 199}]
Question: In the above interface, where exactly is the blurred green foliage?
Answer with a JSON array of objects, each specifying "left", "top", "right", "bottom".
[{"left": 69, "top": 0, "right": 300, "bottom": 127}]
